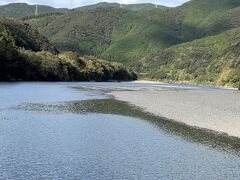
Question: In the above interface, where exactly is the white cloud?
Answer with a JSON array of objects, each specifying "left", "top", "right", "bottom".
[{"left": 0, "top": 0, "right": 190, "bottom": 8}]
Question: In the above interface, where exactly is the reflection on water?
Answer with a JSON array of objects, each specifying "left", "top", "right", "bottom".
[
  {"left": 1, "top": 82, "right": 240, "bottom": 179},
  {"left": 17, "top": 98, "right": 240, "bottom": 154}
]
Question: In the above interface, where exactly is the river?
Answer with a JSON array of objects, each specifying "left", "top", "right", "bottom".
[{"left": 0, "top": 82, "right": 240, "bottom": 179}]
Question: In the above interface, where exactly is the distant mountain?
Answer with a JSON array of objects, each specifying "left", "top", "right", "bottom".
[
  {"left": 76, "top": 2, "right": 167, "bottom": 11},
  {"left": 0, "top": 19, "right": 137, "bottom": 81},
  {"left": 1, "top": 0, "right": 239, "bottom": 86},
  {"left": 0, "top": 2, "right": 166, "bottom": 19},
  {"left": 28, "top": 7, "right": 183, "bottom": 64},
  {"left": 28, "top": 0, "right": 240, "bottom": 64},
  {"left": 0, "top": 3, "right": 68, "bottom": 19}
]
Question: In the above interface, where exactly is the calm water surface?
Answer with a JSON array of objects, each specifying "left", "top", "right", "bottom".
[{"left": 0, "top": 82, "right": 240, "bottom": 180}]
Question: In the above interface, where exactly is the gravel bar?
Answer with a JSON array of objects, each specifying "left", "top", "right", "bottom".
[{"left": 109, "top": 89, "right": 240, "bottom": 137}]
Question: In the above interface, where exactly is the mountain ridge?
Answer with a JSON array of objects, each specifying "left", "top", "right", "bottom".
[
  {"left": 27, "top": 0, "right": 240, "bottom": 64},
  {"left": 0, "top": 3, "right": 68, "bottom": 19},
  {"left": 76, "top": 2, "right": 168, "bottom": 11},
  {"left": 0, "top": 0, "right": 239, "bottom": 86},
  {"left": 0, "top": 2, "right": 168, "bottom": 19}
]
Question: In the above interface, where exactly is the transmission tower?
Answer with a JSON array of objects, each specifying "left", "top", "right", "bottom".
[{"left": 35, "top": 4, "right": 38, "bottom": 16}]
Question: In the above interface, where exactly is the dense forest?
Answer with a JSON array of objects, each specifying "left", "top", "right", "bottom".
[
  {"left": 76, "top": 2, "right": 167, "bottom": 11},
  {"left": 0, "top": 19, "right": 137, "bottom": 81},
  {"left": 0, "top": 0, "right": 240, "bottom": 86},
  {"left": 139, "top": 28, "right": 240, "bottom": 87},
  {"left": 0, "top": 3, "right": 67, "bottom": 19}
]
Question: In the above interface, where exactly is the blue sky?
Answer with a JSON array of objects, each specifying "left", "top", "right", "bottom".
[{"left": 0, "top": 0, "right": 190, "bottom": 8}]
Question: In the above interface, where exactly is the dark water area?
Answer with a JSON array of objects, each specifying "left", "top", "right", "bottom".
[{"left": 0, "top": 82, "right": 240, "bottom": 179}]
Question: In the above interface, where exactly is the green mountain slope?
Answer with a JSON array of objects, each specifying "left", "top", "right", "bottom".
[
  {"left": 180, "top": 0, "right": 240, "bottom": 40},
  {"left": 77, "top": 2, "right": 167, "bottom": 11},
  {"left": 139, "top": 28, "right": 240, "bottom": 87},
  {"left": 0, "top": 19, "right": 137, "bottom": 81},
  {"left": 0, "top": 2, "right": 165, "bottom": 19},
  {"left": 0, "top": 18, "right": 58, "bottom": 54},
  {"left": 0, "top": 3, "right": 68, "bottom": 19},
  {"left": 3, "top": 0, "right": 239, "bottom": 86},
  {"left": 27, "top": 0, "right": 240, "bottom": 68},
  {"left": 28, "top": 7, "right": 183, "bottom": 64}
]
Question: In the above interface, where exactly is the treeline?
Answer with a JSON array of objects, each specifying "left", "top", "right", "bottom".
[
  {"left": 21, "top": 12, "right": 64, "bottom": 21},
  {"left": 0, "top": 19, "right": 137, "bottom": 81},
  {"left": 26, "top": 0, "right": 240, "bottom": 87},
  {"left": 0, "top": 18, "right": 58, "bottom": 53},
  {"left": 139, "top": 28, "right": 240, "bottom": 87}
]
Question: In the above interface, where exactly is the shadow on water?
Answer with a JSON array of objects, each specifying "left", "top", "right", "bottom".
[{"left": 16, "top": 98, "right": 240, "bottom": 155}]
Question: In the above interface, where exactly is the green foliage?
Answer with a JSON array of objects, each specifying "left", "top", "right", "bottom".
[
  {"left": 0, "top": 3, "right": 67, "bottom": 19},
  {"left": 0, "top": 18, "right": 58, "bottom": 54},
  {"left": 59, "top": 52, "right": 137, "bottom": 81},
  {"left": 1, "top": 0, "right": 240, "bottom": 87},
  {"left": 76, "top": 2, "right": 167, "bottom": 11},
  {"left": 180, "top": 0, "right": 240, "bottom": 40},
  {"left": 28, "top": 7, "right": 183, "bottom": 65},
  {"left": 141, "top": 28, "right": 240, "bottom": 87},
  {"left": 0, "top": 28, "right": 17, "bottom": 59},
  {"left": 0, "top": 19, "right": 137, "bottom": 81},
  {"left": 27, "top": 0, "right": 240, "bottom": 69},
  {"left": 0, "top": 28, "right": 20, "bottom": 80},
  {"left": 22, "top": 12, "right": 65, "bottom": 21}
]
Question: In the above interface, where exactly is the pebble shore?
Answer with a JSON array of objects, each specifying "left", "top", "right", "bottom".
[{"left": 109, "top": 89, "right": 240, "bottom": 137}]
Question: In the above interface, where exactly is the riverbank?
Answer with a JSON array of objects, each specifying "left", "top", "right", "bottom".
[
  {"left": 134, "top": 79, "right": 238, "bottom": 90},
  {"left": 132, "top": 80, "right": 168, "bottom": 84},
  {"left": 108, "top": 87, "right": 240, "bottom": 138}
]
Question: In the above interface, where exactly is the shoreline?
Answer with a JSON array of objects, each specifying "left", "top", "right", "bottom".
[
  {"left": 132, "top": 80, "right": 168, "bottom": 84},
  {"left": 108, "top": 87, "right": 240, "bottom": 138},
  {"left": 133, "top": 79, "right": 238, "bottom": 90}
]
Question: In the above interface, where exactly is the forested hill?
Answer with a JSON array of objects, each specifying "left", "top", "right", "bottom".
[
  {"left": 27, "top": 7, "right": 183, "bottom": 64},
  {"left": 0, "top": 19, "right": 137, "bottom": 81},
  {"left": 1, "top": 0, "right": 240, "bottom": 87},
  {"left": 0, "top": 2, "right": 165, "bottom": 19},
  {"left": 26, "top": 0, "right": 240, "bottom": 87},
  {"left": 28, "top": 0, "right": 240, "bottom": 62},
  {"left": 0, "top": 3, "right": 68, "bottom": 19},
  {"left": 0, "top": 19, "right": 58, "bottom": 54},
  {"left": 139, "top": 28, "right": 240, "bottom": 87},
  {"left": 76, "top": 2, "right": 167, "bottom": 11}
]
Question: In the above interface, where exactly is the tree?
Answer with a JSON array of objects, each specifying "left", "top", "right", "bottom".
[
  {"left": 0, "top": 28, "right": 18, "bottom": 60},
  {"left": 0, "top": 28, "right": 19, "bottom": 80}
]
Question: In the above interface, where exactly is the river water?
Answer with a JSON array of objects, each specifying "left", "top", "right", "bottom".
[{"left": 0, "top": 82, "right": 240, "bottom": 180}]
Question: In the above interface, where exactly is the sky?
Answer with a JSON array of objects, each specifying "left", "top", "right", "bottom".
[{"left": 0, "top": 0, "right": 190, "bottom": 8}]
